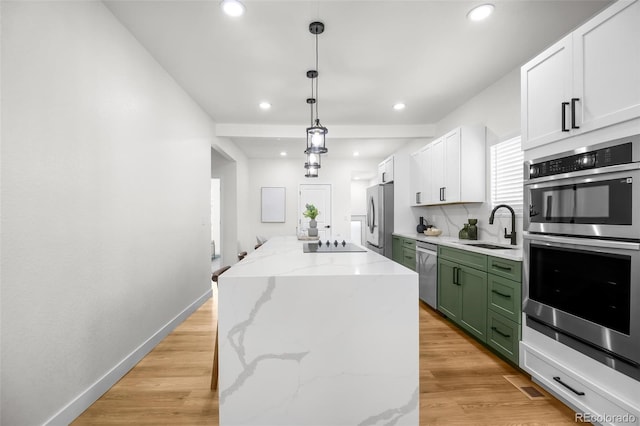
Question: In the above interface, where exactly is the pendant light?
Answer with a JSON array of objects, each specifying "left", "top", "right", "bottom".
[{"left": 305, "top": 21, "right": 328, "bottom": 156}]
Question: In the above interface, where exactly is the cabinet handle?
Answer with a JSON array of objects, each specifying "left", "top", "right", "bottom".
[
  {"left": 561, "top": 102, "right": 570, "bottom": 132},
  {"left": 454, "top": 267, "right": 461, "bottom": 285},
  {"left": 571, "top": 98, "right": 580, "bottom": 129},
  {"left": 490, "top": 326, "right": 510, "bottom": 338},
  {"left": 553, "top": 376, "right": 585, "bottom": 396},
  {"left": 416, "top": 192, "right": 421, "bottom": 204},
  {"left": 491, "top": 289, "right": 511, "bottom": 299},
  {"left": 492, "top": 263, "right": 512, "bottom": 272},
  {"left": 442, "top": 187, "right": 446, "bottom": 201},
  {"left": 382, "top": 171, "right": 386, "bottom": 183}
]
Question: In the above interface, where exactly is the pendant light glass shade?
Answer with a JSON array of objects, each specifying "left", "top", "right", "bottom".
[
  {"left": 305, "top": 120, "right": 328, "bottom": 154},
  {"left": 305, "top": 166, "right": 319, "bottom": 178},
  {"left": 304, "top": 151, "right": 321, "bottom": 169}
]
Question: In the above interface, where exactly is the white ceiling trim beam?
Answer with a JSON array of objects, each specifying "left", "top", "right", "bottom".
[{"left": 215, "top": 123, "right": 436, "bottom": 139}]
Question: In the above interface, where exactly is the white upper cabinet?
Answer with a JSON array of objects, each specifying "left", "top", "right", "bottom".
[
  {"left": 410, "top": 144, "right": 432, "bottom": 205},
  {"left": 378, "top": 155, "right": 394, "bottom": 183},
  {"left": 521, "top": 35, "right": 573, "bottom": 148},
  {"left": 409, "top": 126, "right": 485, "bottom": 206},
  {"left": 574, "top": 0, "right": 640, "bottom": 134},
  {"left": 521, "top": 0, "right": 640, "bottom": 150}
]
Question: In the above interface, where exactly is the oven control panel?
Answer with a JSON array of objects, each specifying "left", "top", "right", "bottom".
[{"left": 528, "top": 142, "right": 633, "bottom": 179}]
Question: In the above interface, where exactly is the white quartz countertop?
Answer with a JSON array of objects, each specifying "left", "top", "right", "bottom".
[
  {"left": 225, "top": 236, "right": 417, "bottom": 278},
  {"left": 393, "top": 232, "right": 523, "bottom": 261}
]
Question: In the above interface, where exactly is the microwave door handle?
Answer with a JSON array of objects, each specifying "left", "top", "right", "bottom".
[
  {"left": 524, "top": 233, "right": 640, "bottom": 251},
  {"left": 545, "top": 195, "right": 553, "bottom": 221}
]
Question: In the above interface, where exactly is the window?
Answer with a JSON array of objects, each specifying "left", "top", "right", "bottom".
[{"left": 490, "top": 136, "right": 524, "bottom": 216}]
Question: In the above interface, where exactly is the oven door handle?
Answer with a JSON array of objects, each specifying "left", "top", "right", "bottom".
[
  {"left": 524, "top": 232, "right": 640, "bottom": 251},
  {"left": 525, "top": 162, "right": 640, "bottom": 185}
]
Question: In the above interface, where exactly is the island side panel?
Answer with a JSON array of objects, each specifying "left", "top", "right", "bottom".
[{"left": 218, "top": 273, "right": 419, "bottom": 426}]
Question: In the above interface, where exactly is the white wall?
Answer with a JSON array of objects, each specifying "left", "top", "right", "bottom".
[
  {"left": 350, "top": 180, "right": 369, "bottom": 215},
  {"left": 1, "top": 2, "right": 219, "bottom": 424},
  {"left": 247, "top": 157, "right": 380, "bottom": 244},
  {"left": 393, "top": 69, "right": 524, "bottom": 243}
]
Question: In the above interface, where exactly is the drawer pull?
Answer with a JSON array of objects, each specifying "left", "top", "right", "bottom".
[
  {"left": 492, "top": 263, "right": 512, "bottom": 272},
  {"left": 490, "top": 326, "right": 510, "bottom": 338},
  {"left": 553, "top": 376, "right": 585, "bottom": 396},
  {"left": 491, "top": 289, "right": 511, "bottom": 299}
]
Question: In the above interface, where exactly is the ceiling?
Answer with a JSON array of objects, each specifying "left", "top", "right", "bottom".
[{"left": 105, "top": 0, "right": 611, "bottom": 159}]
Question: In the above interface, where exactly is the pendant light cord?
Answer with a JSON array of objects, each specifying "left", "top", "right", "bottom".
[{"left": 315, "top": 32, "right": 320, "bottom": 124}]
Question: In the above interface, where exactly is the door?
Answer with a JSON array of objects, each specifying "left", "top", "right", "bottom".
[
  {"left": 299, "top": 184, "right": 331, "bottom": 240},
  {"left": 521, "top": 34, "right": 573, "bottom": 150},
  {"left": 573, "top": 0, "right": 640, "bottom": 134},
  {"left": 410, "top": 151, "right": 422, "bottom": 205}
]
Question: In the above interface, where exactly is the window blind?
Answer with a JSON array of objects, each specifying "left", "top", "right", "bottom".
[{"left": 490, "top": 136, "right": 524, "bottom": 216}]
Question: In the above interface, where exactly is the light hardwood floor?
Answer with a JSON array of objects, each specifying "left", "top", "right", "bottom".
[{"left": 73, "top": 288, "right": 580, "bottom": 425}]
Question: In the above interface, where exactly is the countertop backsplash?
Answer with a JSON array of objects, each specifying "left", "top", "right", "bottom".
[{"left": 411, "top": 203, "right": 524, "bottom": 246}]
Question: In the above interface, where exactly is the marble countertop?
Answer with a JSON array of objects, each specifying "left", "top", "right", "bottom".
[
  {"left": 393, "top": 232, "right": 523, "bottom": 261},
  {"left": 225, "top": 236, "right": 417, "bottom": 278}
]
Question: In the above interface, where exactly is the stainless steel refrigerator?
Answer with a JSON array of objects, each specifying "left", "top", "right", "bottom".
[{"left": 365, "top": 183, "right": 394, "bottom": 258}]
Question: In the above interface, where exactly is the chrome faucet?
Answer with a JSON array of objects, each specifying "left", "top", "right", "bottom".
[{"left": 489, "top": 204, "right": 517, "bottom": 245}]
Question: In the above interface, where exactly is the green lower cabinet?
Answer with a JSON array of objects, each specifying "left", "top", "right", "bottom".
[
  {"left": 458, "top": 265, "right": 488, "bottom": 343},
  {"left": 438, "top": 245, "right": 522, "bottom": 365},
  {"left": 402, "top": 247, "right": 416, "bottom": 271},
  {"left": 486, "top": 310, "right": 521, "bottom": 364},
  {"left": 392, "top": 236, "right": 402, "bottom": 264},
  {"left": 438, "top": 258, "right": 461, "bottom": 321},
  {"left": 392, "top": 236, "right": 416, "bottom": 271}
]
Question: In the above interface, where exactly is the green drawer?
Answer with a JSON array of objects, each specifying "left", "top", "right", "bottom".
[
  {"left": 488, "top": 274, "right": 521, "bottom": 324},
  {"left": 402, "top": 237, "right": 415, "bottom": 248},
  {"left": 488, "top": 256, "right": 522, "bottom": 282},
  {"left": 439, "top": 246, "right": 487, "bottom": 271},
  {"left": 486, "top": 310, "right": 521, "bottom": 365},
  {"left": 402, "top": 247, "right": 416, "bottom": 271}
]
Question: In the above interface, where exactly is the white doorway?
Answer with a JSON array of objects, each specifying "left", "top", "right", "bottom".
[
  {"left": 299, "top": 184, "right": 332, "bottom": 240},
  {"left": 211, "top": 178, "right": 221, "bottom": 271}
]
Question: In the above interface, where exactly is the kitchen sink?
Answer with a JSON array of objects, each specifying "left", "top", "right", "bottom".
[{"left": 465, "top": 243, "right": 514, "bottom": 250}]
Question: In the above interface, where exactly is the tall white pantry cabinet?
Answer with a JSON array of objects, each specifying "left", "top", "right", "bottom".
[
  {"left": 521, "top": 0, "right": 640, "bottom": 150},
  {"left": 519, "top": 1, "right": 640, "bottom": 425}
]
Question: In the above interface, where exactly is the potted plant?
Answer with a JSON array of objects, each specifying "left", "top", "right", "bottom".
[{"left": 303, "top": 203, "right": 320, "bottom": 237}]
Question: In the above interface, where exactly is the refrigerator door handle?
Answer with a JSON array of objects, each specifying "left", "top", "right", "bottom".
[{"left": 369, "top": 196, "right": 376, "bottom": 233}]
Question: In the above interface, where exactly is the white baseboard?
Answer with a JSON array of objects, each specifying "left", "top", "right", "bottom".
[{"left": 44, "top": 288, "right": 213, "bottom": 426}]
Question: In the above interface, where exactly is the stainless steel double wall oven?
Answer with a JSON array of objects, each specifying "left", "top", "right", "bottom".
[{"left": 523, "top": 136, "right": 640, "bottom": 380}]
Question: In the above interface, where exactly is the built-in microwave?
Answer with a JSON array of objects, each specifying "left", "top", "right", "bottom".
[{"left": 524, "top": 136, "right": 640, "bottom": 240}]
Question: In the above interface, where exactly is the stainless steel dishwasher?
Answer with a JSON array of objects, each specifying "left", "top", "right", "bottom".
[{"left": 416, "top": 240, "right": 438, "bottom": 309}]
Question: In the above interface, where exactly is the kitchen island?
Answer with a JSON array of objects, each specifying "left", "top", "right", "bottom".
[{"left": 217, "top": 236, "right": 419, "bottom": 426}]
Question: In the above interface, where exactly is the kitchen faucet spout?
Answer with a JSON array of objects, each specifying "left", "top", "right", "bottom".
[{"left": 489, "top": 204, "right": 517, "bottom": 245}]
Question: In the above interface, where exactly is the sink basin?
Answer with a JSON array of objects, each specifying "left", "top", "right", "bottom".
[{"left": 465, "top": 243, "right": 514, "bottom": 250}]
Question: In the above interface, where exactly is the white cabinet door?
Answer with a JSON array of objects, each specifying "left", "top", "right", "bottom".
[
  {"left": 443, "top": 129, "right": 461, "bottom": 203},
  {"left": 385, "top": 156, "right": 394, "bottom": 182},
  {"left": 521, "top": 34, "right": 573, "bottom": 150},
  {"left": 431, "top": 138, "right": 445, "bottom": 203},
  {"left": 409, "top": 151, "right": 422, "bottom": 205},
  {"left": 420, "top": 144, "right": 433, "bottom": 204},
  {"left": 573, "top": 0, "right": 640, "bottom": 134},
  {"left": 378, "top": 156, "right": 394, "bottom": 183}
]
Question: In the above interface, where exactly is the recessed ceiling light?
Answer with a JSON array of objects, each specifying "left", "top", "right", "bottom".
[
  {"left": 280, "top": 151, "right": 287, "bottom": 156},
  {"left": 221, "top": 0, "right": 245, "bottom": 17},
  {"left": 467, "top": 4, "right": 494, "bottom": 21},
  {"left": 259, "top": 102, "right": 271, "bottom": 110},
  {"left": 354, "top": 177, "right": 360, "bottom": 180},
  {"left": 353, "top": 151, "right": 360, "bottom": 157},
  {"left": 393, "top": 103, "right": 406, "bottom": 111}
]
